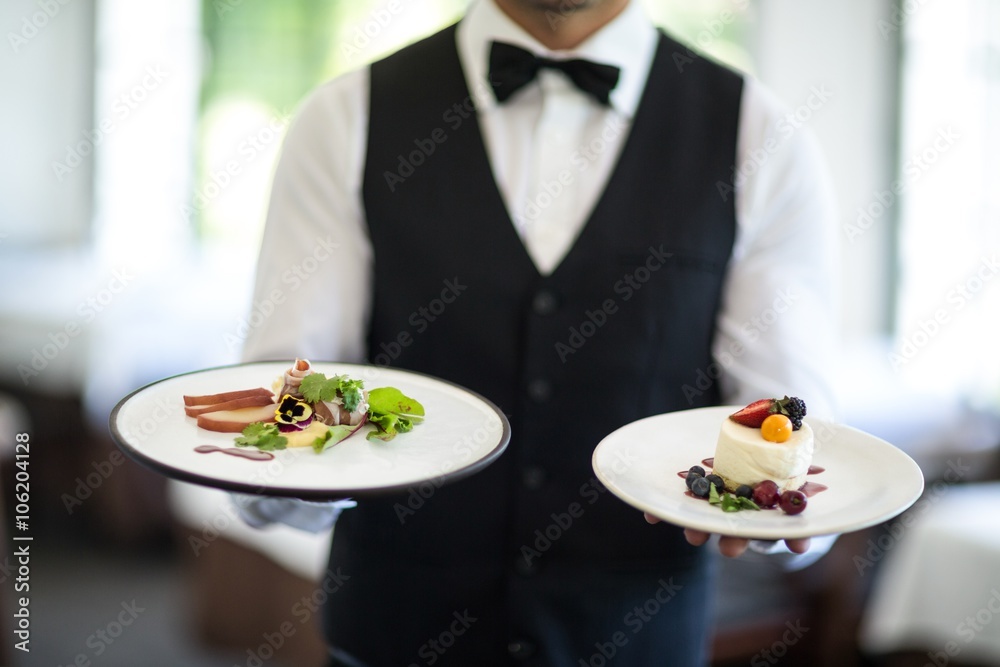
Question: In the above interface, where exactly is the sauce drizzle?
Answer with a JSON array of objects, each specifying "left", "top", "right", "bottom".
[
  {"left": 194, "top": 445, "right": 274, "bottom": 461},
  {"left": 799, "top": 481, "right": 828, "bottom": 497},
  {"left": 679, "top": 458, "right": 828, "bottom": 498}
]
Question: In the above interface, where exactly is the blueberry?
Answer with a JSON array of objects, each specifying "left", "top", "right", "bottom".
[
  {"left": 734, "top": 484, "right": 753, "bottom": 499},
  {"left": 685, "top": 471, "right": 703, "bottom": 490},
  {"left": 706, "top": 474, "right": 725, "bottom": 493},
  {"left": 690, "top": 476, "right": 711, "bottom": 498},
  {"left": 688, "top": 465, "right": 706, "bottom": 478}
]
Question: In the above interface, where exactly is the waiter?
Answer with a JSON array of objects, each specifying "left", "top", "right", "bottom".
[{"left": 241, "top": 0, "right": 839, "bottom": 664}]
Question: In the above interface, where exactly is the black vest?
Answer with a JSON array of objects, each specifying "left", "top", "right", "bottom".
[{"left": 327, "top": 23, "right": 742, "bottom": 667}]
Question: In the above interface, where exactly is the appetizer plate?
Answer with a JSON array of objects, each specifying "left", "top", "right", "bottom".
[
  {"left": 110, "top": 362, "right": 510, "bottom": 499},
  {"left": 592, "top": 406, "right": 924, "bottom": 539}
]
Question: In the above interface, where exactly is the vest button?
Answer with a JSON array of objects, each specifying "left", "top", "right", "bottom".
[
  {"left": 532, "top": 290, "right": 559, "bottom": 315},
  {"left": 527, "top": 379, "right": 552, "bottom": 403},
  {"left": 522, "top": 466, "right": 546, "bottom": 490},
  {"left": 507, "top": 639, "right": 537, "bottom": 660}
]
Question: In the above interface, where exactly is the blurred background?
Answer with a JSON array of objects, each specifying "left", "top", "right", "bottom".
[{"left": 1, "top": 0, "right": 999, "bottom": 665}]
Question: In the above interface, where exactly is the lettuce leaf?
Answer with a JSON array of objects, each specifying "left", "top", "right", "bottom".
[
  {"left": 312, "top": 418, "right": 367, "bottom": 453},
  {"left": 297, "top": 377, "right": 424, "bottom": 446},
  {"left": 366, "top": 387, "right": 424, "bottom": 441}
]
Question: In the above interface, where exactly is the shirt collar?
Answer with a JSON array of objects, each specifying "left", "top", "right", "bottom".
[{"left": 457, "top": 0, "right": 658, "bottom": 117}]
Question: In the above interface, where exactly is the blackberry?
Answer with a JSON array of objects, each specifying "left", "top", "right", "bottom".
[{"left": 776, "top": 395, "right": 807, "bottom": 430}]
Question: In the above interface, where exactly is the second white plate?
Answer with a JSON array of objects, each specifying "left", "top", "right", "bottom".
[{"left": 592, "top": 406, "right": 923, "bottom": 539}]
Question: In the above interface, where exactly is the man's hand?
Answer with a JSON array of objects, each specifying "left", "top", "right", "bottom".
[{"left": 643, "top": 512, "right": 811, "bottom": 558}]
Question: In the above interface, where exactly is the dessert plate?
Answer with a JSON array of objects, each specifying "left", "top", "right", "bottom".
[
  {"left": 110, "top": 362, "right": 510, "bottom": 499},
  {"left": 592, "top": 406, "right": 924, "bottom": 539}
]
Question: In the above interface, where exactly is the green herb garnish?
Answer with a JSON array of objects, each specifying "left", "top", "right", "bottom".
[
  {"left": 708, "top": 483, "right": 760, "bottom": 513},
  {"left": 236, "top": 372, "right": 425, "bottom": 453},
  {"left": 299, "top": 373, "right": 366, "bottom": 412},
  {"left": 235, "top": 422, "right": 287, "bottom": 451},
  {"left": 708, "top": 483, "right": 723, "bottom": 505}
]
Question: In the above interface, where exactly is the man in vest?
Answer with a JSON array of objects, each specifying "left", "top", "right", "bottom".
[{"left": 241, "top": 0, "right": 839, "bottom": 664}]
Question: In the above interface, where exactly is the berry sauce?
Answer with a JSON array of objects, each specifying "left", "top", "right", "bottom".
[
  {"left": 799, "top": 481, "right": 828, "bottom": 497},
  {"left": 194, "top": 445, "right": 274, "bottom": 461},
  {"left": 680, "top": 459, "right": 827, "bottom": 502}
]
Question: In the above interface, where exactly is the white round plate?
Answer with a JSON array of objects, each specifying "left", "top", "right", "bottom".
[
  {"left": 110, "top": 362, "right": 510, "bottom": 499},
  {"left": 592, "top": 406, "right": 924, "bottom": 539}
]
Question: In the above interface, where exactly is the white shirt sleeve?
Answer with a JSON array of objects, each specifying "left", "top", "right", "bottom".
[
  {"left": 744, "top": 533, "right": 838, "bottom": 569},
  {"left": 240, "top": 69, "right": 373, "bottom": 365},
  {"left": 235, "top": 71, "right": 373, "bottom": 531},
  {"left": 716, "top": 77, "right": 842, "bottom": 422},
  {"left": 724, "top": 78, "right": 842, "bottom": 562},
  {"left": 232, "top": 494, "right": 357, "bottom": 533}
]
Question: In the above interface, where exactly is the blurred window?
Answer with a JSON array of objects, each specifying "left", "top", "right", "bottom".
[
  {"left": 892, "top": 0, "right": 1000, "bottom": 408},
  {"left": 193, "top": 0, "right": 467, "bottom": 252},
  {"left": 191, "top": 0, "right": 753, "bottom": 250}
]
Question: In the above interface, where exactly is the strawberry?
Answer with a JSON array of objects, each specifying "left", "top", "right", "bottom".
[
  {"left": 729, "top": 396, "right": 807, "bottom": 430},
  {"left": 729, "top": 399, "right": 775, "bottom": 428}
]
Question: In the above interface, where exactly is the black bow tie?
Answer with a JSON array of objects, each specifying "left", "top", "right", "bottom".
[{"left": 488, "top": 41, "right": 620, "bottom": 106}]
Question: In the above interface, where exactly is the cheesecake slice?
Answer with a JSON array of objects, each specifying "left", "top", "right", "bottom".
[{"left": 712, "top": 397, "right": 815, "bottom": 491}]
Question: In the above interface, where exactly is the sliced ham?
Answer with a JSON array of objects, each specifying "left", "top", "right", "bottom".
[
  {"left": 313, "top": 400, "right": 338, "bottom": 425},
  {"left": 278, "top": 358, "right": 313, "bottom": 398},
  {"left": 315, "top": 399, "right": 367, "bottom": 427}
]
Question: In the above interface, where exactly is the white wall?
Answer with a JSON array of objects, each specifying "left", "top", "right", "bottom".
[
  {"left": 752, "top": 0, "right": 900, "bottom": 342},
  {"left": 0, "top": 0, "right": 95, "bottom": 248}
]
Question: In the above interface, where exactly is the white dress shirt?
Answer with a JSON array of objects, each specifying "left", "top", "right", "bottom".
[{"left": 238, "top": 0, "right": 841, "bottom": 560}]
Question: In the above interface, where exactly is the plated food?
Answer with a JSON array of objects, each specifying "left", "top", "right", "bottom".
[
  {"left": 592, "top": 405, "right": 923, "bottom": 539},
  {"left": 110, "top": 361, "right": 511, "bottom": 498},
  {"left": 682, "top": 397, "right": 822, "bottom": 515},
  {"left": 713, "top": 396, "right": 812, "bottom": 492},
  {"left": 183, "top": 359, "right": 424, "bottom": 455}
]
